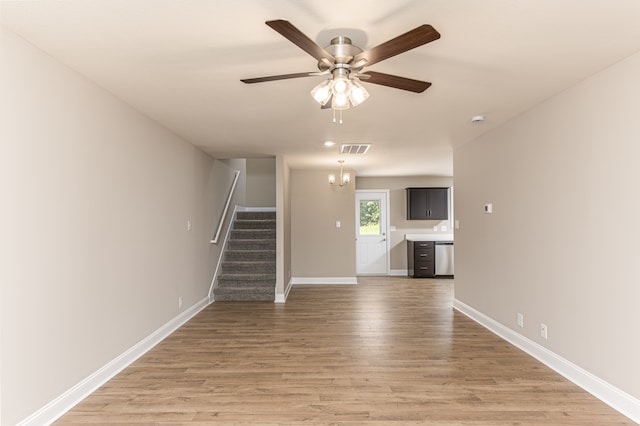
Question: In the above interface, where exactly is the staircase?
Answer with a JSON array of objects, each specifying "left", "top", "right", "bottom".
[{"left": 214, "top": 211, "right": 276, "bottom": 302}]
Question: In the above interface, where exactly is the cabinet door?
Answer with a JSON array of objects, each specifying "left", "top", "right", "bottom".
[
  {"left": 427, "top": 188, "right": 448, "bottom": 220},
  {"left": 408, "top": 189, "right": 429, "bottom": 220}
]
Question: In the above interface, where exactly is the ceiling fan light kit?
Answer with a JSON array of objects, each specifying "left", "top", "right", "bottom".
[{"left": 242, "top": 20, "right": 440, "bottom": 122}]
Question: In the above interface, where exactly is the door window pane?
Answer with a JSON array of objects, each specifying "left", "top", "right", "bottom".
[{"left": 359, "top": 200, "right": 381, "bottom": 235}]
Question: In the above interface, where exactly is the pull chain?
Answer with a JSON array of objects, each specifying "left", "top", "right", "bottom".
[{"left": 331, "top": 109, "right": 344, "bottom": 125}]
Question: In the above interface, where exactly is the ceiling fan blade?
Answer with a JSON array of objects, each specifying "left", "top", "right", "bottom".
[
  {"left": 266, "top": 20, "right": 335, "bottom": 63},
  {"left": 241, "top": 72, "right": 315, "bottom": 84},
  {"left": 353, "top": 25, "right": 440, "bottom": 67},
  {"left": 361, "top": 71, "right": 431, "bottom": 93}
]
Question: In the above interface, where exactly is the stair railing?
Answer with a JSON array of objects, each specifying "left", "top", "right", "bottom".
[
  {"left": 211, "top": 170, "right": 240, "bottom": 244},
  {"left": 208, "top": 205, "right": 240, "bottom": 302}
]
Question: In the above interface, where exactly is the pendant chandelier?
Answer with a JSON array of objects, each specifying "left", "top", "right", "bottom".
[{"left": 328, "top": 160, "right": 351, "bottom": 187}]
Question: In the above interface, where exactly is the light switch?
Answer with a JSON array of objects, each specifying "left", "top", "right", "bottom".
[
  {"left": 484, "top": 203, "right": 493, "bottom": 214},
  {"left": 455, "top": 219, "right": 460, "bottom": 229},
  {"left": 335, "top": 220, "right": 341, "bottom": 228}
]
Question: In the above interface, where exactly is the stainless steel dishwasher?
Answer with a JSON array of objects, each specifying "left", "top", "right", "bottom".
[{"left": 435, "top": 241, "right": 454, "bottom": 277}]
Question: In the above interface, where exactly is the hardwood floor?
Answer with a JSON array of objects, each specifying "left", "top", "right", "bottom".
[{"left": 56, "top": 277, "right": 633, "bottom": 425}]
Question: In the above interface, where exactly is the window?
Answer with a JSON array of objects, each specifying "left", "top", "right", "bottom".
[{"left": 359, "top": 200, "right": 381, "bottom": 235}]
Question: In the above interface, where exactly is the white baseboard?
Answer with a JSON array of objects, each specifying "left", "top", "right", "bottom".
[
  {"left": 453, "top": 298, "right": 640, "bottom": 424},
  {"left": 275, "top": 279, "right": 293, "bottom": 303},
  {"left": 389, "top": 269, "right": 408, "bottom": 276},
  {"left": 18, "top": 297, "right": 211, "bottom": 426},
  {"left": 291, "top": 277, "right": 358, "bottom": 285}
]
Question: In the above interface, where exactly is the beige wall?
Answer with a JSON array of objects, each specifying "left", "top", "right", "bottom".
[
  {"left": 246, "top": 158, "right": 276, "bottom": 207},
  {"left": 454, "top": 51, "right": 640, "bottom": 399},
  {"left": 356, "top": 176, "right": 453, "bottom": 271},
  {"left": 0, "top": 27, "right": 223, "bottom": 424},
  {"left": 226, "top": 158, "right": 247, "bottom": 207},
  {"left": 291, "top": 169, "right": 356, "bottom": 278}
]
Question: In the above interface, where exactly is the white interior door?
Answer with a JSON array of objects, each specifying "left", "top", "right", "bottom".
[{"left": 356, "top": 191, "right": 389, "bottom": 275}]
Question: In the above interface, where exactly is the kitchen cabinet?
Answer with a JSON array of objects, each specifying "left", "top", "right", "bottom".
[
  {"left": 406, "top": 187, "right": 448, "bottom": 220},
  {"left": 407, "top": 240, "right": 435, "bottom": 278}
]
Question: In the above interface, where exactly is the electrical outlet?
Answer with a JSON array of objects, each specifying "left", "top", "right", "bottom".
[
  {"left": 187, "top": 220, "right": 192, "bottom": 231},
  {"left": 540, "top": 323, "right": 548, "bottom": 339},
  {"left": 178, "top": 296, "right": 183, "bottom": 309},
  {"left": 517, "top": 313, "right": 524, "bottom": 328}
]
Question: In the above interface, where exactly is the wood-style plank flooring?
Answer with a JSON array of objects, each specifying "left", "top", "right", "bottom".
[{"left": 56, "top": 277, "right": 633, "bottom": 425}]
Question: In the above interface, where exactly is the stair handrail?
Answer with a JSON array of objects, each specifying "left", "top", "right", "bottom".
[
  {"left": 211, "top": 170, "right": 240, "bottom": 244},
  {"left": 209, "top": 205, "right": 240, "bottom": 301}
]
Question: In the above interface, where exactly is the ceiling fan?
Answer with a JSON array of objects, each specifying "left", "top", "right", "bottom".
[{"left": 241, "top": 20, "right": 440, "bottom": 115}]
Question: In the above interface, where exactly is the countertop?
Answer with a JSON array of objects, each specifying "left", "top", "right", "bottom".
[{"left": 405, "top": 234, "right": 454, "bottom": 242}]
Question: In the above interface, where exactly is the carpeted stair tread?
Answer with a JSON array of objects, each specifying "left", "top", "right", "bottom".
[
  {"left": 230, "top": 229, "right": 275, "bottom": 239},
  {"left": 224, "top": 249, "right": 275, "bottom": 261},
  {"left": 227, "top": 239, "right": 275, "bottom": 250},
  {"left": 216, "top": 282, "right": 274, "bottom": 290},
  {"left": 236, "top": 211, "right": 276, "bottom": 220},
  {"left": 221, "top": 261, "right": 275, "bottom": 274},
  {"left": 233, "top": 219, "right": 276, "bottom": 229},
  {"left": 216, "top": 284, "right": 275, "bottom": 292},
  {"left": 217, "top": 272, "right": 276, "bottom": 283},
  {"left": 213, "top": 288, "right": 275, "bottom": 302}
]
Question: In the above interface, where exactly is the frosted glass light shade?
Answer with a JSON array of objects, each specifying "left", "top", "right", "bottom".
[
  {"left": 311, "top": 79, "right": 332, "bottom": 105},
  {"left": 331, "top": 74, "right": 350, "bottom": 96},
  {"left": 332, "top": 94, "right": 350, "bottom": 110},
  {"left": 349, "top": 78, "right": 370, "bottom": 107}
]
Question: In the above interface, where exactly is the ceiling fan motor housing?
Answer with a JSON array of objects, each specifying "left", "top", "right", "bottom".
[{"left": 318, "top": 36, "right": 363, "bottom": 73}]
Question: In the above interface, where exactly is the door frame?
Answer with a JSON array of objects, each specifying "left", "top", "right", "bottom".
[{"left": 355, "top": 189, "right": 391, "bottom": 275}]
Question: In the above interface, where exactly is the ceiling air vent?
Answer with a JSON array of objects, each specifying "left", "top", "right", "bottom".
[{"left": 340, "top": 144, "right": 371, "bottom": 155}]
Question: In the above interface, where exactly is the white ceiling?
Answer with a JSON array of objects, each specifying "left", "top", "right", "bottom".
[{"left": 2, "top": 0, "right": 640, "bottom": 176}]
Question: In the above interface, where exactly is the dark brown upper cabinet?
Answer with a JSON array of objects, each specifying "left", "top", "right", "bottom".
[{"left": 406, "top": 187, "right": 449, "bottom": 220}]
